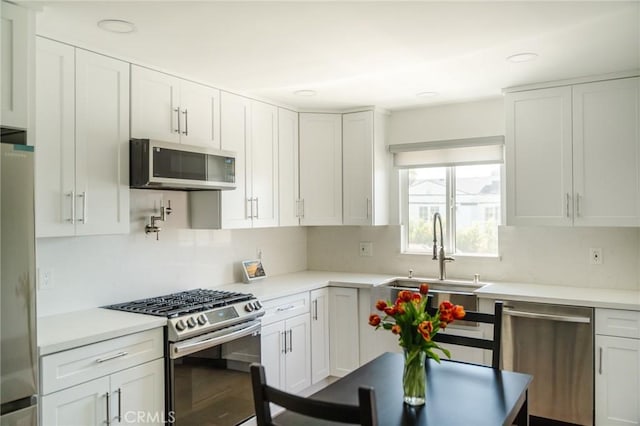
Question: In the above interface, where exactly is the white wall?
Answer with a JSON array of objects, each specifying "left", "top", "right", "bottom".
[
  {"left": 308, "top": 98, "right": 640, "bottom": 291},
  {"left": 36, "top": 190, "right": 307, "bottom": 317}
]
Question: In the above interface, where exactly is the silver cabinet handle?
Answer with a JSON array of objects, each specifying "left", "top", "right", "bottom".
[
  {"left": 282, "top": 331, "right": 287, "bottom": 354},
  {"left": 366, "top": 197, "right": 371, "bottom": 219},
  {"left": 116, "top": 388, "right": 122, "bottom": 422},
  {"left": 504, "top": 308, "right": 591, "bottom": 323},
  {"left": 300, "top": 199, "right": 305, "bottom": 218},
  {"left": 288, "top": 329, "right": 293, "bottom": 353},
  {"left": 96, "top": 351, "right": 128, "bottom": 363},
  {"left": 313, "top": 299, "right": 318, "bottom": 320},
  {"left": 105, "top": 392, "right": 111, "bottom": 426},
  {"left": 174, "top": 107, "right": 181, "bottom": 134},
  {"left": 254, "top": 197, "right": 259, "bottom": 219},
  {"left": 182, "top": 108, "right": 189, "bottom": 136},
  {"left": 599, "top": 347, "right": 603, "bottom": 374},
  {"left": 276, "top": 304, "right": 295, "bottom": 312},
  {"left": 576, "top": 193, "right": 581, "bottom": 217},
  {"left": 77, "top": 192, "right": 87, "bottom": 224},
  {"left": 67, "top": 191, "right": 75, "bottom": 223},
  {"left": 566, "top": 193, "right": 570, "bottom": 218},
  {"left": 246, "top": 198, "right": 253, "bottom": 220}
]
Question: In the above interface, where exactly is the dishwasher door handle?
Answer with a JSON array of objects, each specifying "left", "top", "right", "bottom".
[{"left": 503, "top": 308, "right": 591, "bottom": 323}]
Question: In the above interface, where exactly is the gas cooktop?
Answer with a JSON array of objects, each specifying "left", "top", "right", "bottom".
[{"left": 104, "top": 288, "right": 264, "bottom": 341}]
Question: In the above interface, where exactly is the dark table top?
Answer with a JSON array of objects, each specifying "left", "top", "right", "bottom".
[{"left": 275, "top": 352, "right": 532, "bottom": 426}]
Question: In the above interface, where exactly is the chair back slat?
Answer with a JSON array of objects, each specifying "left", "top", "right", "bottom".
[
  {"left": 250, "top": 364, "right": 378, "bottom": 426},
  {"left": 431, "top": 301, "right": 504, "bottom": 368}
]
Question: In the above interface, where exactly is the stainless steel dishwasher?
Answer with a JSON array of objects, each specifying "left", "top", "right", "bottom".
[{"left": 501, "top": 301, "right": 593, "bottom": 426}]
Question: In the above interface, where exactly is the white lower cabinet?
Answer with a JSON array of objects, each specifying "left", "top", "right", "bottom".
[
  {"left": 260, "top": 294, "right": 311, "bottom": 393},
  {"left": 595, "top": 309, "right": 640, "bottom": 426},
  {"left": 40, "top": 329, "right": 165, "bottom": 426},
  {"left": 41, "top": 359, "right": 164, "bottom": 426},
  {"left": 328, "top": 287, "right": 360, "bottom": 377},
  {"left": 310, "top": 288, "right": 330, "bottom": 384}
]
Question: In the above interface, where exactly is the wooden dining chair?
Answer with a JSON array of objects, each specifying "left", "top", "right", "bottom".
[
  {"left": 430, "top": 301, "right": 504, "bottom": 368},
  {"left": 250, "top": 363, "right": 378, "bottom": 426}
]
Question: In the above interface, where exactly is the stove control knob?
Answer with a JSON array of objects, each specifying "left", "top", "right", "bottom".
[
  {"left": 197, "top": 314, "right": 207, "bottom": 326},
  {"left": 244, "top": 303, "right": 254, "bottom": 312},
  {"left": 252, "top": 302, "right": 260, "bottom": 310},
  {"left": 254, "top": 301, "right": 262, "bottom": 309},
  {"left": 175, "top": 319, "right": 186, "bottom": 331},
  {"left": 186, "top": 317, "right": 196, "bottom": 328}
]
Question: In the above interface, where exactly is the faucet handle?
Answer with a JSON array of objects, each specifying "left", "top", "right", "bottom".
[{"left": 444, "top": 256, "right": 455, "bottom": 262}]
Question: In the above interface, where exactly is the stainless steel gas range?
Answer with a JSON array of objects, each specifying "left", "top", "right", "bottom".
[{"left": 105, "top": 288, "right": 264, "bottom": 425}]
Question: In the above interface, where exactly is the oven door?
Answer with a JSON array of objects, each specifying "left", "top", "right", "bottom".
[{"left": 168, "top": 320, "right": 261, "bottom": 426}]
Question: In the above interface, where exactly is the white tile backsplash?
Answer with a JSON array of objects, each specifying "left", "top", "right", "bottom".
[
  {"left": 307, "top": 225, "right": 640, "bottom": 291},
  {"left": 36, "top": 190, "right": 307, "bottom": 317}
]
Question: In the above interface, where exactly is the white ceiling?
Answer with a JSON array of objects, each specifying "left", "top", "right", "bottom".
[{"left": 27, "top": 1, "right": 640, "bottom": 111}]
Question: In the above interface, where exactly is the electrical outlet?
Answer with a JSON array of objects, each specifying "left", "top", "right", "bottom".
[
  {"left": 359, "top": 242, "right": 373, "bottom": 257},
  {"left": 38, "top": 268, "right": 54, "bottom": 290},
  {"left": 590, "top": 248, "right": 603, "bottom": 265}
]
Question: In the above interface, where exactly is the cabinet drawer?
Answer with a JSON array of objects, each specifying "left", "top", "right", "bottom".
[
  {"left": 41, "top": 328, "right": 163, "bottom": 395},
  {"left": 262, "top": 292, "right": 310, "bottom": 325},
  {"left": 596, "top": 309, "right": 640, "bottom": 339}
]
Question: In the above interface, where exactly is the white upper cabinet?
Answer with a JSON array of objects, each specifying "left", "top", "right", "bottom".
[
  {"left": 506, "top": 86, "right": 573, "bottom": 226},
  {"left": 342, "top": 110, "right": 389, "bottom": 226},
  {"left": 36, "top": 39, "right": 129, "bottom": 237},
  {"left": 278, "top": 108, "right": 300, "bottom": 227},
  {"left": 131, "top": 65, "right": 221, "bottom": 149},
  {"left": 220, "top": 93, "right": 278, "bottom": 229},
  {"left": 1, "top": 1, "right": 32, "bottom": 130},
  {"left": 506, "top": 77, "right": 639, "bottom": 227},
  {"left": 572, "top": 78, "right": 640, "bottom": 226},
  {"left": 299, "top": 113, "right": 342, "bottom": 226}
]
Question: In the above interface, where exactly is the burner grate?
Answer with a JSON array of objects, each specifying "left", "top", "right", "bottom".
[{"left": 104, "top": 289, "right": 254, "bottom": 318}]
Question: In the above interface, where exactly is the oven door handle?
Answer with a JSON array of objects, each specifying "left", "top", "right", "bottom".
[{"left": 171, "top": 321, "right": 261, "bottom": 359}]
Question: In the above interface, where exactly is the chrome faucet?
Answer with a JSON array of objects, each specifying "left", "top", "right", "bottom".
[{"left": 432, "top": 212, "right": 454, "bottom": 280}]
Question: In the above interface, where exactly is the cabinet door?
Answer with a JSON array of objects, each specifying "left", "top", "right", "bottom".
[
  {"left": 343, "top": 111, "right": 374, "bottom": 226},
  {"left": 505, "top": 87, "right": 573, "bottom": 226},
  {"left": 1, "top": 2, "right": 30, "bottom": 129},
  {"left": 595, "top": 335, "right": 640, "bottom": 425},
  {"left": 328, "top": 287, "right": 360, "bottom": 377},
  {"left": 278, "top": 108, "right": 300, "bottom": 227},
  {"left": 285, "top": 314, "right": 311, "bottom": 394},
  {"left": 299, "top": 113, "right": 342, "bottom": 226},
  {"left": 131, "top": 65, "right": 180, "bottom": 143},
  {"left": 220, "top": 92, "right": 252, "bottom": 229},
  {"left": 41, "top": 376, "right": 109, "bottom": 426},
  {"left": 74, "top": 49, "right": 129, "bottom": 235},
  {"left": 110, "top": 359, "right": 165, "bottom": 426},
  {"left": 260, "top": 321, "right": 285, "bottom": 390},
  {"left": 179, "top": 80, "right": 221, "bottom": 149},
  {"left": 310, "top": 288, "right": 330, "bottom": 384},
  {"left": 35, "top": 37, "right": 75, "bottom": 237},
  {"left": 251, "top": 100, "right": 279, "bottom": 228},
  {"left": 573, "top": 78, "right": 640, "bottom": 227}
]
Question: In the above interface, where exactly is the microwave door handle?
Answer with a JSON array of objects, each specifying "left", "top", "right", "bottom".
[{"left": 171, "top": 321, "right": 261, "bottom": 358}]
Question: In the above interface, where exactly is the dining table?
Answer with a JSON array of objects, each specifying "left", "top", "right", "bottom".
[{"left": 274, "top": 352, "right": 533, "bottom": 426}]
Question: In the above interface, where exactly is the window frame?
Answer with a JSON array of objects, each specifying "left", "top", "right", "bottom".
[{"left": 400, "top": 165, "right": 504, "bottom": 257}]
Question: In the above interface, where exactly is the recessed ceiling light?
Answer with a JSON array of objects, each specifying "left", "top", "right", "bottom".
[
  {"left": 416, "top": 91, "right": 438, "bottom": 98},
  {"left": 506, "top": 52, "right": 538, "bottom": 63},
  {"left": 294, "top": 89, "right": 317, "bottom": 97},
  {"left": 97, "top": 19, "right": 136, "bottom": 34}
]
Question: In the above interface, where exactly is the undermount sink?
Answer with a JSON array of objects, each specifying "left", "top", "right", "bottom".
[{"left": 380, "top": 277, "right": 482, "bottom": 295}]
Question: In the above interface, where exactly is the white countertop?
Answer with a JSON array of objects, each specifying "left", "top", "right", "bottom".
[
  {"left": 38, "top": 308, "right": 167, "bottom": 356},
  {"left": 475, "top": 281, "right": 640, "bottom": 311},
  {"left": 37, "top": 270, "right": 640, "bottom": 355}
]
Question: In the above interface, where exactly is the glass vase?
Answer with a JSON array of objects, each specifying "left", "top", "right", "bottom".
[{"left": 403, "top": 349, "right": 426, "bottom": 406}]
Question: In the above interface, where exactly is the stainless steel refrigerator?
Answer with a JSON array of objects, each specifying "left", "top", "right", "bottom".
[{"left": 1, "top": 130, "right": 38, "bottom": 426}]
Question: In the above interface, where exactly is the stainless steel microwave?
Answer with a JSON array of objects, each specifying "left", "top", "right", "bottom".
[{"left": 130, "top": 139, "right": 236, "bottom": 190}]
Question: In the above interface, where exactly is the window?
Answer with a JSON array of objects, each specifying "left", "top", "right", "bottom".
[{"left": 403, "top": 164, "right": 501, "bottom": 256}]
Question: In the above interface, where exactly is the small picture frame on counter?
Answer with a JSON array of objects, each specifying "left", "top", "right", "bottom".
[{"left": 241, "top": 259, "right": 267, "bottom": 283}]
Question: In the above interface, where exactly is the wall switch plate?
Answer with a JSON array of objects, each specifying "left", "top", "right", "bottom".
[
  {"left": 38, "top": 268, "right": 54, "bottom": 290},
  {"left": 590, "top": 248, "right": 603, "bottom": 265},
  {"left": 359, "top": 242, "right": 373, "bottom": 257}
]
